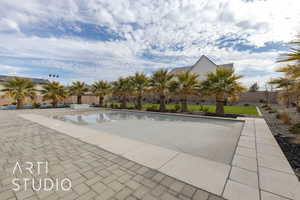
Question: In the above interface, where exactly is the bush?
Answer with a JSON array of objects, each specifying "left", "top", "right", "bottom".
[
  {"left": 244, "top": 103, "right": 250, "bottom": 106},
  {"left": 146, "top": 104, "right": 158, "bottom": 111},
  {"left": 278, "top": 111, "right": 292, "bottom": 125},
  {"left": 202, "top": 106, "right": 209, "bottom": 113},
  {"left": 265, "top": 106, "right": 272, "bottom": 111},
  {"left": 289, "top": 123, "right": 300, "bottom": 134},
  {"left": 104, "top": 103, "right": 108, "bottom": 108},
  {"left": 174, "top": 104, "right": 181, "bottom": 112},
  {"left": 110, "top": 103, "right": 114, "bottom": 108},
  {"left": 32, "top": 102, "right": 41, "bottom": 108}
]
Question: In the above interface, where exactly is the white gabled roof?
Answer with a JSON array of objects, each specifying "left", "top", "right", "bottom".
[{"left": 170, "top": 55, "right": 234, "bottom": 73}]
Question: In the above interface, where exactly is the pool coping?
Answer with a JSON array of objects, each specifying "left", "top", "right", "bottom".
[
  {"left": 19, "top": 113, "right": 300, "bottom": 200},
  {"left": 88, "top": 107, "right": 246, "bottom": 122}
]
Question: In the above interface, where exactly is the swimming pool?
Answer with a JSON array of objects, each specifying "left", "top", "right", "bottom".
[{"left": 55, "top": 110, "right": 244, "bottom": 164}]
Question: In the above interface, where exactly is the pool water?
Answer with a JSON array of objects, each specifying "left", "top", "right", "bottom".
[{"left": 55, "top": 110, "right": 244, "bottom": 164}]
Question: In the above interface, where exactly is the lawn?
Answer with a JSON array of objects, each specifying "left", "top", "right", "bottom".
[{"left": 106, "top": 103, "right": 258, "bottom": 116}]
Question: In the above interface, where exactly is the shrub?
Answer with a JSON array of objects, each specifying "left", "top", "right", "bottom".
[
  {"left": 150, "top": 105, "right": 158, "bottom": 110},
  {"left": 289, "top": 123, "right": 300, "bottom": 134},
  {"left": 104, "top": 103, "right": 108, "bottom": 108},
  {"left": 202, "top": 106, "right": 209, "bottom": 113},
  {"left": 174, "top": 104, "right": 181, "bottom": 112},
  {"left": 199, "top": 105, "right": 204, "bottom": 111},
  {"left": 265, "top": 106, "right": 272, "bottom": 111},
  {"left": 11, "top": 102, "right": 17, "bottom": 105},
  {"left": 110, "top": 103, "right": 114, "bottom": 108},
  {"left": 146, "top": 104, "right": 158, "bottom": 111},
  {"left": 32, "top": 102, "right": 41, "bottom": 108},
  {"left": 259, "top": 99, "right": 265, "bottom": 103},
  {"left": 278, "top": 111, "right": 292, "bottom": 125},
  {"left": 244, "top": 103, "right": 250, "bottom": 106}
]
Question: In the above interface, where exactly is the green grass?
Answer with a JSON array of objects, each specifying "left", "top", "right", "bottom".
[{"left": 105, "top": 103, "right": 258, "bottom": 116}]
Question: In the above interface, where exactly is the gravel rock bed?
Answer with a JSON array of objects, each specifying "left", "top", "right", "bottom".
[{"left": 260, "top": 105, "right": 300, "bottom": 179}]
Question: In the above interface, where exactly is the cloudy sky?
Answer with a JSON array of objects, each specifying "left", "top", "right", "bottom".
[{"left": 0, "top": 0, "right": 300, "bottom": 87}]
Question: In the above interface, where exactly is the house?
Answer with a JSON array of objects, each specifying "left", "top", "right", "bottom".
[{"left": 170, "top": 55, "right": 233, "bottom": 79}]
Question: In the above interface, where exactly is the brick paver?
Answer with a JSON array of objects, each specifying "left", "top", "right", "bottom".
[{"left": 0, "top": 109, "right": 226, "bottom": 200}]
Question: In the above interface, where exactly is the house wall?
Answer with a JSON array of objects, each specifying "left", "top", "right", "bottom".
[{"left": 190, "top": 57, "right": 218, "bottom": 80}]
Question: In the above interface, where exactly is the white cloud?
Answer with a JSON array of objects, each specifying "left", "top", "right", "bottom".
[
  {"left": 0, "top": 64, "right": 27, "bottom": 75},
  {"left": 0, "top": 0, "right": 299, "bottom": 86}
]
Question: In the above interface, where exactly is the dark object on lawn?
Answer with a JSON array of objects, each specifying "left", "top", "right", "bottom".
[
  {"left": 204, "top": 112, "right": 243, "bottom": 118},
  {"left": 244, "top": 103, "right": 249, "bottom": 106},
  {"left": 290, "top": 123, "right": 300, "bottom": 134}
]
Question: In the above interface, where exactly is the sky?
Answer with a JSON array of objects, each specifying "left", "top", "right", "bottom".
[{"left": 0, "top": 0, "right": 300, "bottom": 88}]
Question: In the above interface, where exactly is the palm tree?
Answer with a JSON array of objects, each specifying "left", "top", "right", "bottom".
[
  {"left": 169, "top": 71, "right": 199, "bottom": 112},
  {"left": 278, "top": 35, "right": 300, "bottom": 63},
  {"left": 91, "top": 80, "right": 111, "bottom": 107},
  {"left": 1, "top": 77, "right": 37, "bottom": 109},
  {"left": 112, "top": 77, "right": 134, "bottom": 109},
  {"left": 69, "top": 81, "right": 89, "bottom": 104},
  {"left": 269, "top": 77, "right": 294, "bottom": 108},
  {"left": 199, "top": 67, "right": 246, "bottom": 115},
  {"left": 131, "top": 72, "right": 149, "bottom": 110},
  {"left": 150, "top": 69, "right": 174, "bottom": 112},
  {"left": 41, "top": 81, "right": 68, "bottom": 108},
  {"left": 277, "top": 64, "right": 300, "bottom": 79}
]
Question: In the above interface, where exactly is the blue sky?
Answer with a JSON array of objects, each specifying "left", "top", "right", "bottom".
[{"left": 0, "top": 0, "right": 300, "bottom": 87}]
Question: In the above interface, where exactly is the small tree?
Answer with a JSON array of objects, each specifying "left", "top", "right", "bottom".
[
  {"left": 1, "top": 77, "right": 37, "bottom": 109},
  {"left": 269, "top": 77, "right": 294, "bottom": 108},
  {"left": 150, "top": 69, "right": 173, "bottom": 112},
  {"left": 249, "top": 82, "right": 259, "bottom": 92},
  {"left": 112, "top": 77, "right": 134, "bottom": 109},
  {"left": 199, "top": 67, "right": 246, "bottom": 115},
  {"left": 131, "top": 73, "right": 149, "bottom": 110},
  {"left": 169, "top": 71, "right": 199, "bottom": 112},
  {"left": 91, "top": 80, "right": 111, "bottom": 107},
  {"left": 69, "top": 81, "right": 89, "bottom": 104},
  {"left": 41, "top": 81, "right": 67, "bottom": 108}
]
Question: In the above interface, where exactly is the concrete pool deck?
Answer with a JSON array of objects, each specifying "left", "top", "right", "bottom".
[{"left": 17, "top": 110, "right": 300, "bottom": 200}]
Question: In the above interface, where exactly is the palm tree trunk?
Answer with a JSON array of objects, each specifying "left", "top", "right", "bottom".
[
  {"left": 137, "top": 93, "right": 142, "bottom": 110},
  {"left": 99, "top": 95, "right": 104, "bottom": 107},
  {"left": 52, "top": 101, "right": 58, "bottom": 108},
  {"left": 159, "top": 93, "right": 166, "bottom": 112},
  {"left": 181, "top": 96, "right": 188, "bottom": 112},
  {"left": 16, "top": 99, "right": 22, "bottom": 109},
  {"left": 77, "top": 95, "right": 82, "bottom": 104},
  {"left": 216, "top": 94, "right": 225, "bottom": 115},
  {"left": 216, "top": 100, "right": 225, "bottom": 115},
  {"left": 121, "top": 96, "right": 127, "bottom": 109}
]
